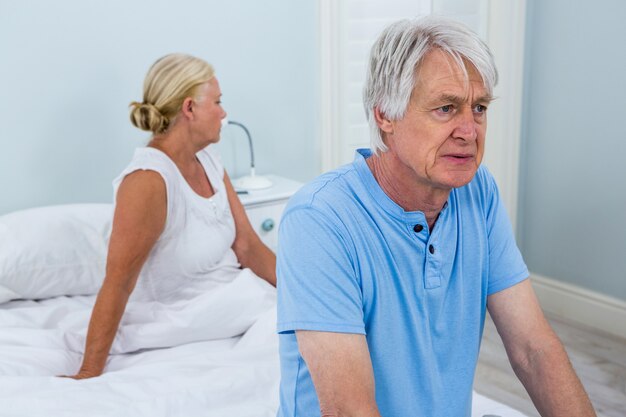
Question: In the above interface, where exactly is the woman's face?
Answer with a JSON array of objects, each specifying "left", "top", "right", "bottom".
[{"left": 191, "top": 77, "right": 227, "bottom": 146}]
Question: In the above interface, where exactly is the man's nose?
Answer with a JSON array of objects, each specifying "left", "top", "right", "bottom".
[{"left": 452, "top": 108, "right": 478, "bottom": 141}]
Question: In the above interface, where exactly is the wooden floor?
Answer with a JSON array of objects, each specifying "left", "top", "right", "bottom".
[{"left": 475, "top": 312, "right": 626, "bottom": 417}]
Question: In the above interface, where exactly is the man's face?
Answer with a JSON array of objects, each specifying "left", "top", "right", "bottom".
[{"left": 381, "top": 49, "right": 491, "bottom": 192}]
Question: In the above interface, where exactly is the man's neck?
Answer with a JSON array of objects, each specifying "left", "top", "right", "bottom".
[{"left": 366, "top": 152, "right": 450, "bottom": 230}]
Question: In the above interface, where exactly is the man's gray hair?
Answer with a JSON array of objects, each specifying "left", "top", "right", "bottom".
[{"left": 363, "top": 16, "right": 498, "bottom": 153}]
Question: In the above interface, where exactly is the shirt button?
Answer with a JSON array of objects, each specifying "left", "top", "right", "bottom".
[
  {"left": 429, "top": 245, "right": 435, "bottom": 254},
  {"left": 413, "top": 224, "right": 424, "bottom": 233}
]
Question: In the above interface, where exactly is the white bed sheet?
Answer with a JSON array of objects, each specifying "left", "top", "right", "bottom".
[{"left": 0, "top": 277, "right": 527, "bottom": 417}]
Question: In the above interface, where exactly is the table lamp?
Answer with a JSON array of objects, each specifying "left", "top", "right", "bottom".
[{"left": 223, "top": 119, "right": 273, "bottom": 190}]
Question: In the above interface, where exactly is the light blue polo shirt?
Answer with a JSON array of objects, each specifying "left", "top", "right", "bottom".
[{"left": 276, "top": 149, "right": 528, "bottom": 417}]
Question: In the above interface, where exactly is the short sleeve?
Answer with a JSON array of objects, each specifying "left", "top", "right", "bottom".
[
  {"left": 483, "top": 171, "right": 529, "bottom": 294},
  {"left": 276, "top": 206, "right": 365, "bottom": 335}
]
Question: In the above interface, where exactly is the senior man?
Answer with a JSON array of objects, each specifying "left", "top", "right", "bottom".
[{"left": 276, "top": 16, "right": 595, "bottom": 417}]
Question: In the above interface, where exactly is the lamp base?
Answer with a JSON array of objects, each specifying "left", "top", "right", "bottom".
[{"left": 233, "top": 175, "right": 273, "bottom": 190}]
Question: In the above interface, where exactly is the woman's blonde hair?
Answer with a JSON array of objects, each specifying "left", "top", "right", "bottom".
[{"left": 130, "top": 53, "right": 215, "bottom": 134}]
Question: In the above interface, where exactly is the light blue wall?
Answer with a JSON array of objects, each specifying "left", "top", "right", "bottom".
[
  {"left": 0, "top": 0, "right": 319, "bottom": 215},
  {"left": 519, "top": 0, "right": 626, "bottom": 300}
]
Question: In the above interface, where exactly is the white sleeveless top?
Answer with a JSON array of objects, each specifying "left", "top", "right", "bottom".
[{"left": 112, "top": 146, "right": 242, "bottom": 303}]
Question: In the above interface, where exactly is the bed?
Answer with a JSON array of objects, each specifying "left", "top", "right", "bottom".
[{"left": 0, "top": 204, "right": 527, "bottom": 417}]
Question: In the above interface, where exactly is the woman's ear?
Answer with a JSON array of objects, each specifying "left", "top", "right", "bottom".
[
  {"left": 374, "top": 107, "right": 393, "bottom": 134},
  {"left": 181, "top": 97, "right": 194, "bottom": 120}
]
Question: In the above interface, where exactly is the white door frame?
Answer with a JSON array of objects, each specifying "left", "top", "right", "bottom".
[
  {"left": 484, "top": 0, "right": 527, "bottom": 231},
  {"left": 318, "top": 0, "right": 341, "bottom": 172}
]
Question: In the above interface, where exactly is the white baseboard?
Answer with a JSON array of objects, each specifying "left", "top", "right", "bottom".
[{"left": 530, "top": 274, "right": 626, "bottom": 340}]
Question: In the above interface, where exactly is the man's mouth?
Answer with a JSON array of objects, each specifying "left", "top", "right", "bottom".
[
  {"left": 441, "top": 154, "right": 475, "bottom": 164},
  {"left": 444, "top": 153, "right": 474, "bottom": 159}
]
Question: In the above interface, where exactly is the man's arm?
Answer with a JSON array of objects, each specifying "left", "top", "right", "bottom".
[
  {"left": 487, "top": 279, "right": 596, "bottom": 416},
  {"left": 296, "top": 331, "right": 381, "bottom": 417}
]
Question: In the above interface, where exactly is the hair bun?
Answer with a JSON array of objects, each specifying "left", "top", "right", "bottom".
[{"left": 129, "top": 101, "right": 169, "bottom": 134}]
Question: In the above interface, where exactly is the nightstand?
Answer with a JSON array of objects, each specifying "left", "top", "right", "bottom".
[{"left": 238, "top": 174, "right": 303, "bottom": 251}]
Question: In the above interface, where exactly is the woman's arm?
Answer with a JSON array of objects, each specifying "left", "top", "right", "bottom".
[
  {"left": 223, "top": 172, "right": 276, "bottom": 287},
  {"left": 68, "top": 170, "right": 166, "bottom": 379}
]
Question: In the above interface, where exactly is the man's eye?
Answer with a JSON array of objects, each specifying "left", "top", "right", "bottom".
[
  {"left": 440, "top": 105, "right": 453, "bottom": 113},
  {"left": 473, "top": 104, "right": 487, "bottom": 113}
]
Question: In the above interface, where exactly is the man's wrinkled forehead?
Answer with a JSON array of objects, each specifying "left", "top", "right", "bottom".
[{"left": 413, "top": 49, "right": 492, "bottom": 101}]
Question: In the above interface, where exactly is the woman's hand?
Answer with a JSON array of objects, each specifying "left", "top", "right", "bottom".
[{"left": 58, "top": 370, "right": 102, "bottom": 380}]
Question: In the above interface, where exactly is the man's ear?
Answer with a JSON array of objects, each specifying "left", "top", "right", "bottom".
[
  {"left": 181, "top": 97, "right": 194, "bottom": 120},
  {"left": 374, "top": 107, "right": 393, "bottom": 134}
]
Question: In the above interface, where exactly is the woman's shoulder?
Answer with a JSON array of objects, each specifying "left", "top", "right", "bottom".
[
  {"left": 112, "top": 147, "right": 181, "bottom": 197},
  {"left": 117, "top": 148, "right": 180, "bottom": 179},
  {"left": 131, "top": 147, "right": 178, "bottom": 169},
  {"left": 116, "top": 169, "right": 167, "bottom": 204}
]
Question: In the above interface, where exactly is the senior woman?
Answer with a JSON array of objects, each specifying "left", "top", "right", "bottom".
[{"left": 69, "top": 53, "right": 276, "bottom": 379}]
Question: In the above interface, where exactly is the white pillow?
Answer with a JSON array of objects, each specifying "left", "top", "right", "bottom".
[{"left": 0, "top": 204, "right": 113, "bottom": 304}]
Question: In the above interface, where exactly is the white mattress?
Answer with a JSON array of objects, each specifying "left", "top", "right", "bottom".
[{"left": 0, "top": 279, "right": 527, "bottom": 417}]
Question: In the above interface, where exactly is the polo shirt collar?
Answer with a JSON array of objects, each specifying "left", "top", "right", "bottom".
[{"left": 353, "top": 148, "right": 450, "bottom": 224}]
